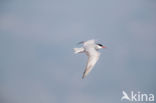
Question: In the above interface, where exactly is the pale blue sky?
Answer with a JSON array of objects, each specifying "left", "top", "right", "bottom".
[{"left": 0, "top": 0, "right": 156, "bottom": 103}]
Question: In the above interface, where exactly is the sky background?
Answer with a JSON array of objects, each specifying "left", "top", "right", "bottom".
[{"left": 0, "top": 0, "right": 156, "bottom": 103}]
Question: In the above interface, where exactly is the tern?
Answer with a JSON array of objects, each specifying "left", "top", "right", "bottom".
[{"left": 73, "top": 39, "right": 106, "bottom": 79}]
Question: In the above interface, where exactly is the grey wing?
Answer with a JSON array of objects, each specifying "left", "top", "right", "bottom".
[{"left": 82, "top": 53, "right": 100, "bottom": 79}]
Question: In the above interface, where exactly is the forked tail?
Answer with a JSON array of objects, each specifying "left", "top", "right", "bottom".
[{"left": 73, "top": 48, "right": 84, "bottom": 54}]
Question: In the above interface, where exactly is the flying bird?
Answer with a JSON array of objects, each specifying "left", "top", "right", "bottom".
[{"left": 73, "top": 39, "right": 106, "bottom": 79}]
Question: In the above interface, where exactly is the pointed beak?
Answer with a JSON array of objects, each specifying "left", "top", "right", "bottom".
[{"left": 102, "top": 46, "right": 106, "bottom": 48}]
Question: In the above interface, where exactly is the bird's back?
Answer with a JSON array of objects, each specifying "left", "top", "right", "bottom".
[{"left": 83, "top": 40, "right": 99, "bottom": 57}]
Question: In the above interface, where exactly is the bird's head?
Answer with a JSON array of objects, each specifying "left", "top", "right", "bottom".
[{"left": 96, "top": 44, "right": 106, "bottom": 49}]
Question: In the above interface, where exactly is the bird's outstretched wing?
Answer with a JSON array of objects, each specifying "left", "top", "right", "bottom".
[
  {"left": 83, "top": 39, "right": 95, "bottom": 47},
  {"left": 82, "top": 53, "right": 100, "bottom": 79}
]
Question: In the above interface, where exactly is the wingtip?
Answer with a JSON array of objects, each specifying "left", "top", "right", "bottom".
[
  {"left": 78, "top": 41, "right": 84, "bottom": 44},
  {"left": 82, "top": 75, "right": 85, "bottom": 79},
  {"left": 82, "top": 76, "right": 84, "bottom": 79}
]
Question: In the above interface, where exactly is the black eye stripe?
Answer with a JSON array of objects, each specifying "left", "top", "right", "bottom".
[{"left": 97, "top": 44, "right": 103, "bottom": 46}]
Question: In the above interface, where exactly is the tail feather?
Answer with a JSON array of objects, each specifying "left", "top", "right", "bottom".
[{"left": 73, "top": 48, "right": 84, "bottom": 54}]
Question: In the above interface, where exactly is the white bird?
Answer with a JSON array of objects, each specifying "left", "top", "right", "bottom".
[
  {"left": 121, "top": 91, "right": 131, "bottom": 101},
  {"left": 73, "top": 39, "right": 106, "bottom": 79}
]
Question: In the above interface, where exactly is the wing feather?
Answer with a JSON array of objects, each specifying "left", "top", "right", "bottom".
[{"left": 82, "top": 53, "right": 100, "bottom": 79}]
